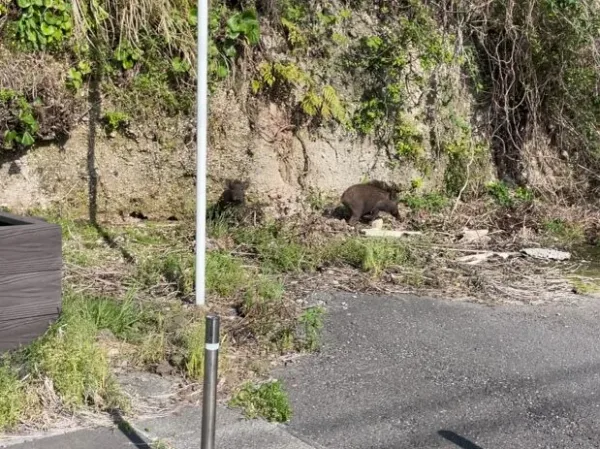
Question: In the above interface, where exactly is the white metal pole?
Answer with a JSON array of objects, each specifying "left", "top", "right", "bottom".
[{"left": 196, "top": 0, "right": 209, "bottom": 306}]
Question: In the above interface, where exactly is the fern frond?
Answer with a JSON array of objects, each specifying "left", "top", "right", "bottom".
[
  {"left": 301, "top": 90, "right": 322, "bottom": 116},
  {"left": 322, "top": 85, "right": 345, "bottom": 123}
]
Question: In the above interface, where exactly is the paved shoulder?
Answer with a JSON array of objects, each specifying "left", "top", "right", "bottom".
[
  {"left": 4, "top": 405, "right": 317, "bottom": 449},
  {"left": 276, "top": 293, "right": 600, "bottom": 448}
]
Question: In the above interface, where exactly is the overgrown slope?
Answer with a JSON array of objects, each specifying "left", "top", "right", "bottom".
[{"left": 0, "top": 0, "right": 600, "bottom": 218}]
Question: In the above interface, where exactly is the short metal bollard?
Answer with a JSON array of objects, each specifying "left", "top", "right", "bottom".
[{"left": 201, "top": 315, "right": 220, "bottom": 449}]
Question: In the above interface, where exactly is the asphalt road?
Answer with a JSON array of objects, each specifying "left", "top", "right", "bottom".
[
  {"left": 8, "top": 292, "right": 600, "bottom": 449},
  {"left": 275, "top": 293, "right": 600, "bottom": 449}
]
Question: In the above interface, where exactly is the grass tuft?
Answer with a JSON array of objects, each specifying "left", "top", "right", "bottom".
[
  {"left": 324, "top": 237, "right": 413, "bottom": 276},
  {"left": 26, "top": 291, "right": 126, "bottom": 411},
  {"left": 298, "top": 306, "right": 325, "bottom": 352},
  {"left": 229, "top": 380, "right": 292, "bottom": 423},
  {"left": 0, "top": 364, "right": 29, "bottom": 431},
  {"left": 206, "top": 252, "right": 248, "bottom": 297},
  {"left": 183, "top": 321, "right": 205, "bottom": 380}
]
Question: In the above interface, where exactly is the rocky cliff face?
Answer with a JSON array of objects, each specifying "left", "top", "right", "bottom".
[{"left": 0, "top": 0, "right": 508, "bottom": 219}]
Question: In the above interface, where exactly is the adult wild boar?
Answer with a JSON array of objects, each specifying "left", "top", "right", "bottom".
[{"left": 341, "top": 181, "right": 401, "bottom": 225}]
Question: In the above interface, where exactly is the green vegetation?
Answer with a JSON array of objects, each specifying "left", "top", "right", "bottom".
[
  {"left": 298, "top": 306, "right": 325, "bottom": 352},
  {"left": 324, "top": 237, "right": 416, "bottom": 277},
  {"left": 0, "top": 364, "right": 30, "bottom": 430},
  {"left": 0, "top": 88, "right": 39, "bottom": 150},
  {"left": 0, "top": 206, "right": 410, "bottom": 430},
  {"left": 252, "top": 61, "right": 346, "bottom": 125},
  {"left": 212, "top": 8, "right": 260, "bottom": 80},
  {"left": 0, "top": 198, "right": 441, "bottom": 431},
  {"left": 229, "top": 380, "right": 292, "bottom": 422},
  {"left": 542, "top": 218, "right": 585, "bottom": 246},
  {"left": 102, "top": 111, "right": 130, "bottom": 135},
  {"left": 569, "top": 277, "right": 600, "bottom": 295},
  {"left": 486, "top": 182, "right": 534, "bottom": 208},
  {"left": 26, "top": 291, "right": 125, "bottom": 411},
  {"left": 402, "top": 193, "right": 449, "bottom": 214},
  {"left": 11, "top": 0, "right": 73, "bottom": 51}
]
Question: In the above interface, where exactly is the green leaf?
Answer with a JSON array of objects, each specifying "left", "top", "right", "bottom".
[
  {"left": 224, "top": 45, "right": 237, "bottom": 59},
  {"left": 188, "top": 7, "right": 198, "bottom": 26},
  {"left": 20, "top": 132, "right": 35, "bottom": 147},
  {"left": 40, "top": 23, "right": 57, "bottom": 36},
  {"left": 26, "top": 30, "right": 37, "bottom": 43},
  {"left": 225, "top": 30, "right": 240, "bottom": 41},
  {"left": 78, "top": 61, "right": 91, "bottom": 74},
  {"left": 216, "top": 64, "right": 229, "bottom": 79},
  {"left": 43, "top": 11, "right": 60, "bottom": 24},
  {"left": 17, "top": 0, "right": 32, "bottom": 8},
  {"left": 4, "top": 130, "right": 18, "bottom": 144},
  {"left": 68, "top": 68, "right": 82, "bottom": 80},
  {"left": 251, "top": 79, "right": 261, "bottom": 94},
  {"left": 246, "top": 28, "right": 260, "bottom": 45}
]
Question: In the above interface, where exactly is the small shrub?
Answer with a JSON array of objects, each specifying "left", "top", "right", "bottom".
[
  {"left": 252, "top": 62, "right": 345, "bottom": 124},
  {"left": 410, "top": 178, "right": 424, "bottom": 191},
  {"left": 486, "top": 181, "right": 513, "bottom": 207},
  {"left": 113, "top": 42, "right": 144, "bottom": 71},
  {"left": 244, "top": 275, "right": 285, "bottom": 305},
  {"left": 66, "top": 60, "right": 92, "bottom": 91},
  {"left": 229, "top": 380, "right": 292, "bottom": 422},
  {"left": 486, "top": 182, "right": 535, "bottom": 208},
  {"left": 137, "top": 330, "right": 167, "bottom": 365},
  {"left": 306, "top": 187, "right": 328, "bottom": 211},
  {"left": 211, "top": 8, "right": 260, "bottom": 80}
]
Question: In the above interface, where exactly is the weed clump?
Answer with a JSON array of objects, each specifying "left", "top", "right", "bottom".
[
  {"left": 26, "top": 291, "right": 126, "bottom": 411},
  {"left": 0, "top": 364, "right": 30, "bottom": 431},
  {"left": 229, "top": 380, "right": 292, "bottom": 422},
  {"left": 324, "top": 237, "right": 414, "bottom": 276}
]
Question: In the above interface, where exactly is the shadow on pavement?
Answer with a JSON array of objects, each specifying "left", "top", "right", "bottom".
[
  {"left": 438, "top": 430, "right": 484, "bottom": 449},
  {"left": 109, "top": 409, "right": 151, "bottom": 449}
]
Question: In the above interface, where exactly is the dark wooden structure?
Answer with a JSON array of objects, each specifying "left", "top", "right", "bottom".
[{"left": 0, "top": 211, "right": 62, "bottom": 351}]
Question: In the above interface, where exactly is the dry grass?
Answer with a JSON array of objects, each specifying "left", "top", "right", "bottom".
[{"left": 70, "top": 0, "right": 196, "bottom": 69}]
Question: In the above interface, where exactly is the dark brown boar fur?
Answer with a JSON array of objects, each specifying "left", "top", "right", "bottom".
[
  {"left": 217, "top": 179, "right": 250, "bottom": 208},
  {"left": 341, "top": 181, "right": 401, "bottom": 225},
  {"left": 209, "top": 179, "right": 266, "bottom": 226}
]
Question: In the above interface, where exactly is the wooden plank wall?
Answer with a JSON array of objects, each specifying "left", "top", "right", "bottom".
[{"left": 0, "top": 218, "right": 62, "bottom": 352}]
